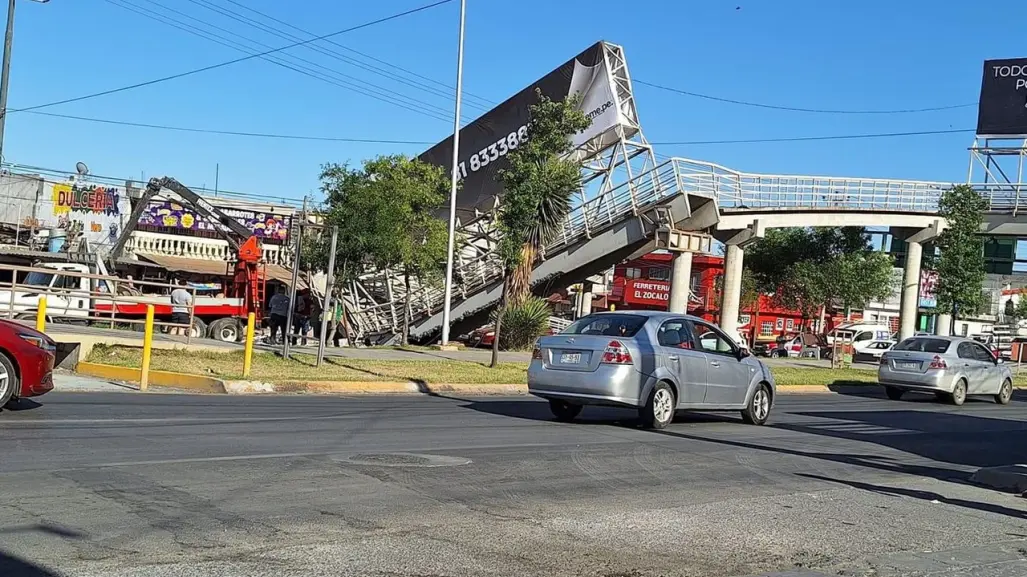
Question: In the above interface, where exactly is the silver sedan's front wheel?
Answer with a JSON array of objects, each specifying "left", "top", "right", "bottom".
[
  {"left": 742, "top": 383, "right": 772, "bottom": 425},
  {"left": 640, "top": 382, "right": 675, "bottom": 430}
]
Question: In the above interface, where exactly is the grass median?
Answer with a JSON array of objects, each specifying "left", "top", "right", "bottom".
[{"left": 87, "top": 344, "right": 528, "bottom": 384}]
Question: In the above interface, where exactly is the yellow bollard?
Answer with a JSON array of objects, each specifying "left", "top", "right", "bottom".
[
  {"left": 140, "top": 305, "right": 154, "bottom": 392},
  {"left": 609, "top": 304, "right": 616, "bottom": 312},
  {"left": 35, "top": 296, "right": 47, "bottom": 332},
  {"left": 243, "top": 312, "right": 255, "bottom": 378}
]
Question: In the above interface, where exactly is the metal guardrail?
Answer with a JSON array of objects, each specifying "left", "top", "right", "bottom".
[{"left": 0, "top": 263, "right": 199, "bottom": 341}]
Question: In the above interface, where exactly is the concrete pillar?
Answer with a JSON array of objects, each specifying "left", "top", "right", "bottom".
[
  {"left": 935, "top": 313, "right": 952, "bottom": 337},
  {"left": 720, "top": 243, "right": 744, "bottom": 337},
  {"left": 898, "top": 240, "right": 923, "bottom": 342},
  {"left": 578, "top": 282, "right": 593, "bottom": 317},
  {"left": 668, "top": 252, "right": 693, "bottom": 314}
]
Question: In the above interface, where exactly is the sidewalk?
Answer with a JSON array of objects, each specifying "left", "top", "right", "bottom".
[{"left": 52, "top": 370, "right": 137, "bottom": 392}]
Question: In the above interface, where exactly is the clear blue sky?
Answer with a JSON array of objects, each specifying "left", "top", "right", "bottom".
[{"left": 5, "top": 0, "right": 1025, "bottom": 202}]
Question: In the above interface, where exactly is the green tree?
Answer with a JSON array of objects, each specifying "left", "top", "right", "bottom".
[
  {"left": 490, "top": 89, "right": 591, "bottom": 367},
  {"left": 313, "top": 155, "right": 450, "bottom": 345},
  {"left": 933, "top": 184, "right": 987, "bottom": 329},
  {"left": 746, "top": 226, "right": 894, "bottom": 328}
]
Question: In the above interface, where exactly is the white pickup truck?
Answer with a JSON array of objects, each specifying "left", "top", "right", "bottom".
[{"left": 0, "top": 262, "right": 250, "bottom": 341}]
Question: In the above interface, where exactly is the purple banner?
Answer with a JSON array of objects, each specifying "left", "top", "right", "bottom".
[{"left": 137, "top": 201, "right": 291, "bottom": 241}]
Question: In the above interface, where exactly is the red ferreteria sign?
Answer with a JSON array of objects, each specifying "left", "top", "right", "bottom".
[{"left": 624, "top": 280, "right": 670, "bottom": 307}]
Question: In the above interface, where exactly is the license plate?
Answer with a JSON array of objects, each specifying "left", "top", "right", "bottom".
[
  {"left": 561, "top": 353, "right": 582, "bottom": 364},
  {"left": 897, "top": 361, "right": 919, "bottom": 369}
]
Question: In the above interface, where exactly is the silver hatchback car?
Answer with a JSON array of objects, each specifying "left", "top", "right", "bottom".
[
  {"left": 878, "top": 335, "right": 1014, "bottom": 405},
  {"left": 527, "top": 311, "right": 776, "bottom": 429}
]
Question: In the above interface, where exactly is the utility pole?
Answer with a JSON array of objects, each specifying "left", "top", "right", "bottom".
[
  {"left": 282, "top": 196, "right": 307, "bottom": 360},
  {"left": 439, "top": 0, "right": 466, "bottom": 346},
  {"left": 316, "top": 225, "right": 338, "bottom": 367},
  {"left": 0, "top": 0, "right": 47, "bottom": 164},
  {"left": 0, "top": 0, "right": 18, "bottom": 164}
]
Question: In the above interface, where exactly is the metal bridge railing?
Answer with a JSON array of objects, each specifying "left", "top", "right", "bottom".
[{"left": 670, "top": 158, "right": 950, "bottom": 212}]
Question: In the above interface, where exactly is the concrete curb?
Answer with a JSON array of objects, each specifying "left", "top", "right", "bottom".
[
  {"left": 74, "top": 362, "right": 227, "bottom": 394},
  {"left": 970, "top": 465, "right": 1027, "bottom": 494}
]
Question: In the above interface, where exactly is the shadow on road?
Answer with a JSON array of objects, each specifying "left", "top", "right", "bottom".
[
  {"left": 797, "top": 473, "right": 1027, "bottom": 520},
  {"left": 0, "top": 524, "right": 84, "bottom": 577},
  {"left": 0, "top": 551, "right": 60, "bottom": 577}
]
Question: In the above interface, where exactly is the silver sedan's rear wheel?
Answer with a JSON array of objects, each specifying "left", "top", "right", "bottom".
[
  {"left": 548, "top": 400, "right": 582, "bottom": 422},
  {"left": 949, "top": 378, "right": 967, "bottom": 406},
  {"left": 742, "top": 383, "right": 772, "bottom": 425},
  {"left": 995, "top": 379, "right": 1013, "bottom": 405},
  {"left": 640, "top": 382, "right": 675, "bottom": 429}
]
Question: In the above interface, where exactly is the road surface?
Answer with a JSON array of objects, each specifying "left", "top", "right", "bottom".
[{"left": 2, "top": 390, "right": 1027, "bottom": 576}]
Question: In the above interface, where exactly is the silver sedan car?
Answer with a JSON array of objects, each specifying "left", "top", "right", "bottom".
[
  {"left": 878, "top": 335, "right": 1014, "bottom": 405},
  {"left": 527, "top": 311, "right": 776, "bottom": 429}
]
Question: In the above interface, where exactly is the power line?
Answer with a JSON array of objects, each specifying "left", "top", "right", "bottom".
[
  {"left": 25, "top": 110, "right": 435, "bottom": 144},
  {"left": 217, "top": 0, "right": 495, "bottom": 110},
  {"left": 189, "top": 0, "right": 493, "bottom": 113},
  {"left": 12, "top": 0, "right": 454, "bottom": 113},
  {"left": 634, "top": 79, "right": 978, "bottom": 115},
  {"left": 651, "top": 128, "right": 975, "bottom": 146},
  {"left": 99, "top": 0, "right": 457, "bottom": 123}
]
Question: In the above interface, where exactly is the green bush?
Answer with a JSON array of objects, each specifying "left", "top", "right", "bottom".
[{"left": 492, "top": 297, "right": 551, "bottom": 350}]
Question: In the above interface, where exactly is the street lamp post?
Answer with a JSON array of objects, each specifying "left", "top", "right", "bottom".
[
  {"left": 439, "top": 0, "right": 466, "bottom": 346},
  {"left": 0, "top": 0, "right": 48, "bottom": 164}
]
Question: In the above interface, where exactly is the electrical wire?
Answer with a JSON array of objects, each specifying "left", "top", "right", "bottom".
[
  {"left": 633, "top": 79, "right": 979, "bottom": 115},
  {"left": 11, "top": 0, "right": 454, "bottom": 114},
  {"left": 24, "top": 110, "right": 435, "bottom": 144},
  {"left": 650, "top": 128, "right": 975, "bottom": 146},
  {"left": 98, "top": 0, "right": 456, "bottom": 123},
  {"left": 187, "top": 0, "right": 493, "bottom": 113}
]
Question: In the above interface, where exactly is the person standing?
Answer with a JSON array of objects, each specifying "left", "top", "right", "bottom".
[
  {"left": 169, "top": 278, "right": 193, "bottom": 337},
  {"left": 267, "top": 285, "right": 290, "bottom": 344},
  {"left": 291, "top": 288, "right": 311, "bottom": 346}
]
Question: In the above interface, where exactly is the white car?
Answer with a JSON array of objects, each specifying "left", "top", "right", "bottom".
[{"left": 854, "top": 340, "right": 895, "bottom": 363}]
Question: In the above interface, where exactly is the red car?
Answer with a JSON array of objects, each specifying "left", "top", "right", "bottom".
[{"left": 0, "top": 319, "right": 56, "bottom": 408}]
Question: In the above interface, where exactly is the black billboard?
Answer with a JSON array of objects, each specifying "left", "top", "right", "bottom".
[
  {"left": 419, "top": 41, "right": 624, "bottom": 223},
  {"left": 977, "top": 58, "right": 1027, "bottom": 136}
]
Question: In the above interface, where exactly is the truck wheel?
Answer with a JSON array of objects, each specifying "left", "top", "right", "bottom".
[
  {"left": 189, "top": 318, "right": 208, "bottom": 340},
  {"left": 207, "top": 318, "right": 242, "bottom": 342}
]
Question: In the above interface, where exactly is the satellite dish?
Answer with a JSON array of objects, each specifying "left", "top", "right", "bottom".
[{"left": 75, "top": 162, "right": 89, "bottom": 176}]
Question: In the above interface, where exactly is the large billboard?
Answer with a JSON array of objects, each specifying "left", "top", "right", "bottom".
[
  {"left": 977, "top": 58, "right": 1027, "bottom": 136},
  {"left": 419, "top": 41, "right": 633, "bottom": 222},
  {"left": 136, "top": 200, "right": 292, "bottom": 243}
]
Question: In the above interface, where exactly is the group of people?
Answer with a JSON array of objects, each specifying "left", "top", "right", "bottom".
[{"left": 266, "top": 285, "right": 345, "bottom": 346}]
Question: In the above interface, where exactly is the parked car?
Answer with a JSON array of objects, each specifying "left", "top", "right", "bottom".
[
  {"left": 0, "top": 319, "right": 56, "bottom": 409},
  {"left": 527, "top": 311, "right": 776, "bottom": 429},
  {"left": 853, "top": 340, "right": 894, "bottom": 363},
  {"left": 878, "top": 335, "right": 1013, "bottom": 406}
]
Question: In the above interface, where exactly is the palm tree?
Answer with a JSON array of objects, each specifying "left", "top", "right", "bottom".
[{"left": 490, "top": 90, "right": 591, "bottom": 367}]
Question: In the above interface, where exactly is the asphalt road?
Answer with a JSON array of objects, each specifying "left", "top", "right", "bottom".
[{"left": 2, "top": 390, "right": 1027, "bottom": 577}]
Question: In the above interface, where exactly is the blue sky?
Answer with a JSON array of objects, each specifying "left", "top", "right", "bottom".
[{"left": 4, "top": 0, "right": 1025, "bottom": 203}]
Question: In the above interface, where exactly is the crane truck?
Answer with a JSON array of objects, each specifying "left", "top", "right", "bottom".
[{"left": 0, "top": 177, "right": 275, "bottom": 342}]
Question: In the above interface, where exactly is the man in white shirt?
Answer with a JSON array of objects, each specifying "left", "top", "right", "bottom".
[{"left": 169, "top": 278, "right": 193, "bottom": 336}]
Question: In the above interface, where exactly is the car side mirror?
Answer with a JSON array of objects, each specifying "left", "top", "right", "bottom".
[
  {"left": 737, "top": 347, "right": 750, "bottom": 360},
  {"left": 997, "top": 357, "right": 1004, "bottom": 365}
]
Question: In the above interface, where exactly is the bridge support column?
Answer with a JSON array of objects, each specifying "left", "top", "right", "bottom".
[
  {"left": 935, "top": 313, "right": 952, "bottom": 337},
  {"left": 668, "top": 252, "right": 693, "bottom": 314},
  {"left": 720, "top": 243, "right": 744, "bottom": 338},
  {"left": 576, "top": 282, "right": 593, "bottom": 318},
  {"left": 898, "top": 240, "right": 923, "bottom": 343},
  {"left": 896, "top": 221, "right": 945, "bottom": 343}
]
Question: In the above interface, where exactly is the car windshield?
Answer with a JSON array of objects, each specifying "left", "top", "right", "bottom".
[
  {"left": 894, "top": 337, "right": 951, "bottom": 353},
  {"left": 23, "top": 272, "right": 54, "bottom": 287},
  {"left": 562, "top": 314, "right": 647, "bottom": 337}
]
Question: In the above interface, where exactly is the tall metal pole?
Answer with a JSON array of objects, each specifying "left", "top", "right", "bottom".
[
  {"left": 282, "top": 196, "right": 307, "bottom": 359},
  {"left": 316, "top": 225, "right": 338, "bottom": 367},
  {"left": 0, "top": 0, "right": 18, "bottom": 165},
  {"left": 439, "top": 0, "right": 466, "bottom": 346}
]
